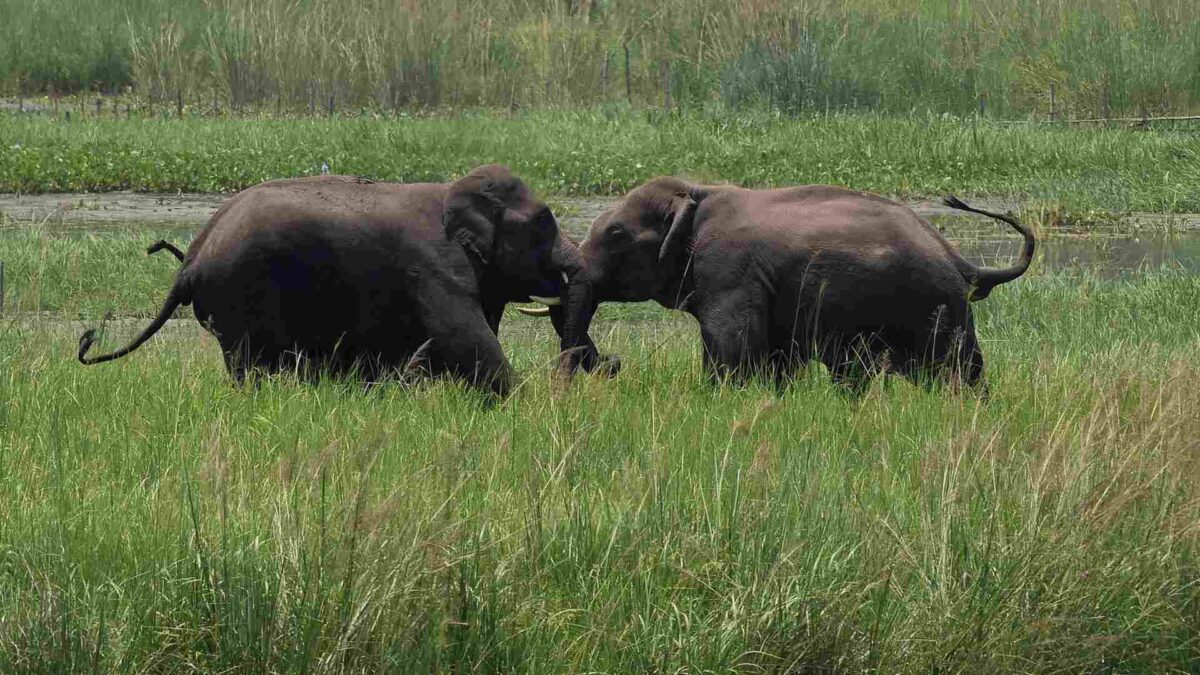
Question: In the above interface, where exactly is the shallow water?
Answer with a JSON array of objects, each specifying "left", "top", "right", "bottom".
[
  {"left": 957, "top": 231, "right": 1200, "bottom": 277},
  {"left": 1, "top": 193, "right": 1198, "bottom": 278}
]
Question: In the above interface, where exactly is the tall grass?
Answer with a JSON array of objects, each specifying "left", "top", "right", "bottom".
[
  {"left": 4, "top": 112, "right": 1200, "bottom": 211},
  {"left": 3, "top": 0, "right": 1200, "bottom": 117},
  {"left": 0, "top": 226, "right": 185, "bottom": 316},
  {"left": 1, "top": 269, "right": 1198, "bottom": 671}
]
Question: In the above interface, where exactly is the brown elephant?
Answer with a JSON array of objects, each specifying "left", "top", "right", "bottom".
[
  {"left": 78, "top": 165, "right": 615, "bottom": 395},
  {"left": 525, "top": 178, "right": 1034, "bottom": 391}
]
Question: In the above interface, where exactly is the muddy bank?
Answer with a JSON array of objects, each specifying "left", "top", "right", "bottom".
[
  {"left": 0, "top": 191, "right": 1029, "bottom": 233},
  {"left": 3, "top": 190, "right": 1198, "bottom": 280},
  {"left": 0, "top": 191, "right": 225, "bottom": 226},
  {"left": 4, "top": 190, "right": 1199, "bottom": 236}
]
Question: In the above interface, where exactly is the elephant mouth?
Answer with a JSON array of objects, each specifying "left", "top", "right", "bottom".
[{"left": 524, "top": 271, "right": 570, "bottom": 306}]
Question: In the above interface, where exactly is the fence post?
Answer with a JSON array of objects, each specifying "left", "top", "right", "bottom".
[
  {"left": 600, "top": 51, "right": 610, "bottom": 100},
  {"left": 624, "top": 42, "right": 632, "bottom": 104},
  {"left": 1099, "top": 79, "right": 1111, "bottom": 122},
  {"left": 1049, "top": 83, "right": 1057, "bottom": 121},
  {"left": 177, "top": 90, "right": 183, "bottom": 118},
  {"left": 0, "top": 260, "right": 6, "bottom": 317},
  {"left": 660, "top": 59, "right": 672, "bottom": 112}
]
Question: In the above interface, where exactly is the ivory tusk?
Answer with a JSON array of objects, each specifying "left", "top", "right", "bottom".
[
  {"left": 517, "top": 306, "right": 551, "bottom": 317},
  {"left": 561, "top": 271, "right": 570, "bottom": 284},
  {"left": 529, "top": 295, "right": 561, "bottom": 306}
]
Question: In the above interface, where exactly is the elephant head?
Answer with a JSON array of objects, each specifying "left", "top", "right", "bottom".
[
  {"left": 445, "top": 164, "right": 618, "bottom": 376},
  {"left": 521, "top": 176, "right": 710, "bottom": 373}
]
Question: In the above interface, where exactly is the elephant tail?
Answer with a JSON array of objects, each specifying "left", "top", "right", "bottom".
[
  {"left": 942, "top": 195, "right": 1036, "bottom": 301},
  {"left": 78, "top": 275, "right": 190, "bottom": 365},
  {"left": 146, "top": 239, "right": 186, "bottom": 262}
]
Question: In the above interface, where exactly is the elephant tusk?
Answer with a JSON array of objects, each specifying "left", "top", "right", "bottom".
[
  {"left": 562, "top": 271, "right": 570, "bottom": 284},
  {"left": 517, "top": 306, "right": 551, "bottom": 317},
  {"left": 529, "top": 295, "right": 561, "bottom": 306}
]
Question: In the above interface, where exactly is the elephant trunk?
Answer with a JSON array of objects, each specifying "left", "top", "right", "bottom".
[
  {"left": 547, "top": 234, "right": 613, "bottom": 376},
  {"left": 551, "top": 277, "right": 600, "bottom": 375}
]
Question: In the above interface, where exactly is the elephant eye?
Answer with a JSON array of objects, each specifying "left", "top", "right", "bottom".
[
  {"left": 606, "top": 223, "right": 630, "bottom": 243},
  {"left": 533, "top": 207, "right": 556, "bottom": 236}
]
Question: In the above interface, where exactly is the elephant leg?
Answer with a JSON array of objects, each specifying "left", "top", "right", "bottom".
[
  {"left": 695, "top": 289, "right": 770, "bottom": 385},
  {"left": 897, "top": 305, "right": 987, "bottom": 396},
  {"left": 221, "top": 337, "right": 290, "bottom": 387},
  {"left": 765, "top": 344, "right": 811, "bottom": 388},
  {"left": 819, "top": 333, "right": 885, "bottom": 395},
  {"left": 945, "top": 320, "right": 988, "bottom": 397},
  {"left": 483, "top": 303, "right": 504, "bottom": 336},
  {"left": 220, "top": 335, "right": 263, "bottom": 385},
  {"left": 418, "top": 299, "right": 514, "bottom": 396},
  {"left": 222, "top": 348, "right": 248, "bottom": 385}
]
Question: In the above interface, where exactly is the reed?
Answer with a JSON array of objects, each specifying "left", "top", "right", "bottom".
[{"left": 3, "top": 0, "right": 1199, "bottom": 117}]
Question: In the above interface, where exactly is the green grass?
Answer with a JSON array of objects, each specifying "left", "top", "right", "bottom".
[
  {"left": 0, "top": 226, "right": 186, "bottom": 316},
  {"left": 3, "top": 0, "right": 1200, "bottom": 117},
  {"left": 1, "top": 269, "right": 1199, "bottom": 671},
  {"left": 4, "top": 112, "right": 1200, "bottom": 211}
]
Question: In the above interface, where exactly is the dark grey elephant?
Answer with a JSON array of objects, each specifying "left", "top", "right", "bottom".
[
  {"left": 525, "top": 178, "right": 1034, "bottom": 391},
  {"left": 78, "top": 164, "right": 615, "bottom": 395}
]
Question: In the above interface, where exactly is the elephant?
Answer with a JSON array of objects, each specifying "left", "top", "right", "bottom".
[
  {"left": 523, "top": 178, "right": 1034, "bottom": 392},
  {"left": 78, "top": 164, "right": 615, "bottom": 395}
]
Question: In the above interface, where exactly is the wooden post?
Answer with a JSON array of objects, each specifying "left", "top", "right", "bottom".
[
  {"left": 177, "top": 89, "right": 183, "bottom": 118},
  {"left": 1049, "top": 82, "right": 1057, "bottom": 121},
  {"left": 1099, "top": 79, "right": 1110, "bottom": 122},
  {"left": 660, "top": 59, "right": 671, "bottom": 112},
  {"left": 600, "top": 51, "right": 610, "bottom": 100},
  {"left": 0, "top": 260, "right": 5, "bottom": 317},
  {"left": 624, "top": 42, "right": 632, "bottom": 104}
]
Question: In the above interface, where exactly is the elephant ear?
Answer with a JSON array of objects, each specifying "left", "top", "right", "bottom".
[
  {"left": 657, "top": 191, "right": 700, "bottom": 265},
  {"left": 444, "top": 165, "right": 518, "bottom": 266}
]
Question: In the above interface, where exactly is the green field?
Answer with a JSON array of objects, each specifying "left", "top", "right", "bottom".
[
  {"left": 1, "top": 263, "right": 1199, "bottom": 671},
  {"left": 4, "top": 113, "right": 1200, "bottom": 212},
  {"left": 3, "top": 0, "right": 1199, "bottom": 118},
  {"left": 3, "top": 34, "right": 1200, "bottom": 666}
]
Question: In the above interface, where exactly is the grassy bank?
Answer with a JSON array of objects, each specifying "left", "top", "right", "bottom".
[
  {"left": 4, "top": 112, "right": 1200, "bottom": 211},
  {"left": 3, "top": 0, "right": 1200, "bottom": 118},
  {"left": 1, "top": 269, "right": 1199, "bottom": 671}
]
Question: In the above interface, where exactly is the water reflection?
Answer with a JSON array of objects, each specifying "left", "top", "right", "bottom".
[{"left": 2, "top": 217, "right": 1198, "bottom": 278}]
